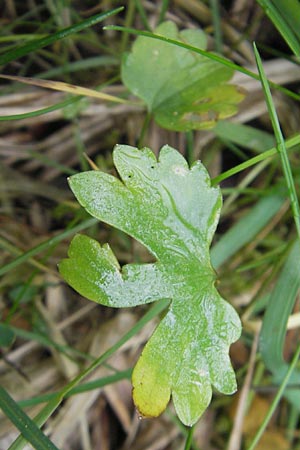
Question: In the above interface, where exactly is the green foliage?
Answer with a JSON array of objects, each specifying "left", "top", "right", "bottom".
[
  {"left": 121, "top": 21, "right": 245, "bottom": 131},
  {"left": 0, "top": 323, "right": 15, "bottom": 347},
  {"left": 59, "top": 144, "right": 241, "bottom": 426},
  {"left": 1, "top": 2, "right": 299, "bottom": 447}
]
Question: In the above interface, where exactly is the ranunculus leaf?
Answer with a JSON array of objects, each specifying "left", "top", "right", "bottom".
[
  {"left": 59, "top": 144, "right": 241, "bottom": 426},
  {"left": 121, "top": 21, "right": 245, "bottom": 131}
]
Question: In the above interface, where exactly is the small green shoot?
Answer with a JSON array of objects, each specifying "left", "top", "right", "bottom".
[{"left": 59, "top": 144, "right": 241, "bottom": 426}]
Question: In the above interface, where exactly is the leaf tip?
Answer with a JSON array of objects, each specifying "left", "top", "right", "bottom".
[{"left": 132, "top": 361, "right": 171, "bottom": 420}]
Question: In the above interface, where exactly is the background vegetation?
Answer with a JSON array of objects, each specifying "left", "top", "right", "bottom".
[{"left": 0, "top": 1, "right": 300, "bottom": 449}]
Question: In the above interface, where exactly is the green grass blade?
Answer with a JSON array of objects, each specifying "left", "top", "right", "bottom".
[
  {"left": 1, "top": 323, "right": 92, "bottom": 362},
  {"left": 0, "top": 7, "right": 124, "bottom": 66},
  {"left": 254, "top": 43, "right": 300, "bottom": 239},
  {"left": 257, "top": 0, "right": 300, "bottom": 55},
  {"left": 0, "top": 96, "right": 82, "bottom": 121},
  {"left": 260, "top": 241, "right": 300, "bottom": 377},
  {"left": 246, "top": 241, "right": 300, "bottom": 447},
  {"left": 134, "top": 0, "right": 151, "bottom": 30},
  {"left": 274, "top": 0, "right": 300, "bottom": 47},
  {"left": 18, "top": 370, "right": 132, "bottom": 408},
  {"left": 247, "top": 341, "right": 300, "bottom": 450},
  {"left": 38, "top": 56, "right": 119, "bottom": 79},
  {"left": 0, "top": 34, "right": 47, "bottom": 43},
  {"left": 214, "top": 122, "right": 275, "bottom": 153},
  {"left": 210, "top": 0, "right": 223, "bottom": 53},
  {"left": 25, "top": 150, "right": 76, "bottom": 175},
  {"left": 211, "top": 193, "right": 286, "bottom": 269},
  {"left": 8, "top": 299, "right": 169, "bottom": 450},
  {"left": 158, "top": 0, "right": 170, "bottom": 23},
  {"left": 0, "top": 323, "right": 15, "bottom": 346},
  {"left": 212, "top": 134, "right": 300, "bottom": 185},
  {"left": 104, "top": 25, "right": 300, "bottom": 101},
  {"left": 0, "top": 218, "right": 97, "bottom": 276},
  {"left": 0, "top": 386, "right": 59, "bottom": 450}
]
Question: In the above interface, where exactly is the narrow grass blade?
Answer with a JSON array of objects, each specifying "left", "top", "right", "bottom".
[
  {"left": 214, "top": 121, "right": 275, "bottom": 153},
  {"left": 260, "top": 241, "right": 300, "bottom": 371},
  {"left": 38, "top": 56, "right": 118, "bottom": 79},
  {"left": 247, "top": 341, "right": 300, "bottom": 450},
  {"left": 274, "top": 0, "right": 300, "bottom": 39},
  {"left": 260, "top": 241, "right": 300, "bottom": 401},
  {"left": 1, "top": 323, "right": 91, "bottom": 362},
  {"left": 26, "top": 150, "right": 76, "bottom": 175},
  {"left": 210, "top": 0, "right": 223, "bottom": 53},
  {"left": 158, "top": 0, "right": 170, "bottom": 23},
  {"left": 104, "top": 25, "right": 300, "bottom": 101},
  {"left": 0, "top": 218, "right": 97, "bottom": 276},
  {"left": 254, "top": 43, "right": 300, "bottom": 239},
  {"left": 212, "top": 134, "right": 300, "bottom": 185},
  {"left": 134, "top": 0, "right": 151, "bottom": 30},
  {"left": 211, "top": 193, "right": 286, "bottom": 269},
  {"left": 18, "top": 369, "right": 132, "bottom": 408},
  {"left": 0, "top": 96, "right": 82, "bottom": 121},
  {"left": 8, "top": 299, "right": 169, "bottom": 450},
  {"left": 0, "top": 386, "right": 59, "bottom": 450},
  {"left": 0, "top": 323, "right": 15, "bottom": 347},
  {"left": 257, "top": 0, "right": 300, "bottom": 55},
  {"left": 0, "top": 7, "right": 124, "bottom": 66}
]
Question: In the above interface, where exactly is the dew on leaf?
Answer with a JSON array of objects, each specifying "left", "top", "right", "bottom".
[
  {"left": 173, "top": 166, "right": 188, "bottom": 176},
  {"left": 59, "top": 144, "right": 242, "bottom": 427}
]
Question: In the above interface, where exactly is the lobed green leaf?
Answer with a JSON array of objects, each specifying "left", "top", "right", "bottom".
[
  {"left": 59, "top": 144, "right": 241, "bottom": 426},
  {"left": 121, "top": 21, "right": 245, "bottom": 131}
]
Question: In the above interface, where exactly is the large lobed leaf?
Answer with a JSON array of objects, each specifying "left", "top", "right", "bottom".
[
  {"left": 59, "top": 144, "right": 241, "bottom": 426},
  {"left": 121, "top": 21, "right": 245, "bottom": 131}
]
